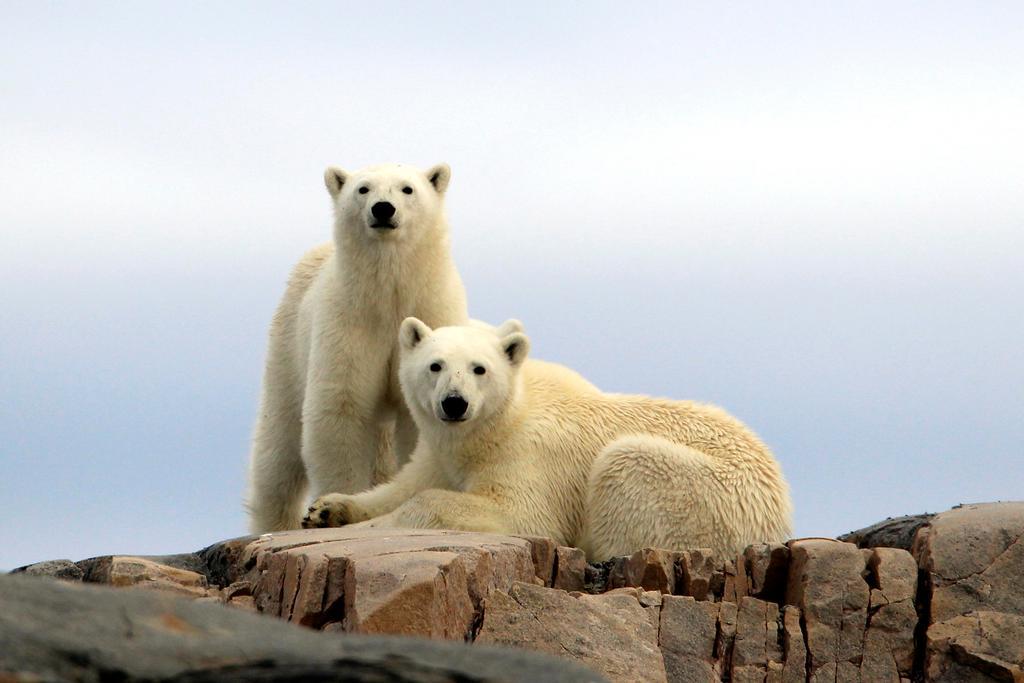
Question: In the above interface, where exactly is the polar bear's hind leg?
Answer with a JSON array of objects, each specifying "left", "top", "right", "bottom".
[{"left": 582, "top": 435, "right": 789, "bottom": 561}]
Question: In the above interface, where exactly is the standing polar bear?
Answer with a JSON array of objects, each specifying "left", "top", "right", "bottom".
[
  {"left": 247, "top": 163, "right": 468, "bottom": 533},
  {"left": 303, "top": 319, "right": 792, "bottom": 560}
]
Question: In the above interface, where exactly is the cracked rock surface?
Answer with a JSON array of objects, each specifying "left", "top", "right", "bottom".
[
  {"left": 0, "top": 573, "right": 604, "bottom": 682},
  {"left": 10, "top": 501, "right": 1024, "bottom": 682}
]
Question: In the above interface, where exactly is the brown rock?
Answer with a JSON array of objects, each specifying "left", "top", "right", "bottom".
[
  {"left": 926, "top": 611, "right": 1024, "bottom": 682},
  {"left": 519, "top": 535, "right": 557, "bottom": 585},
  {"left": 722, "top": 555, "right": 750, "bottom": 603},
  {"left": 731, "top": 596, "right": 782, "bottom": 682},
  {"left": 554, "top": 545, "right": 587, "bottom": 592},
  {"left": 914, "top": 502, "right": 1024, "bottom": 624},
  {"left": 607, "top": 548, "right": 678, "bottom": 594},
  {"left": 744, "top": 543, "right": 790, "bottom": 602},
  {"left": 860, "top": 547, "right": 918, "bottom": 681},
  {"left": 785, "top": 539, "right": 869, "bottom": 681},
  {"left": 242, "top": 528, "right": 538, "bottom": 639},
  {"left": 780, "top": 605, "right": 806, "bottom": 683},
  {"left": 477, "top": 581, "right": 667, "bottom": 682},
  {"left": 82, "top": 556, "right": 210, "bottom": 598},
  {"left": 678, "top": 548, "right": 718, "bottom": 601},
  {"left": 714, "top": 600, "right": 738, "bottom": 678},
  {"left": 658, "top": 596, "right": 719, "bottom": 682},
  {"left": 227, "top": 594, "right": 257, "bottom": 611}
]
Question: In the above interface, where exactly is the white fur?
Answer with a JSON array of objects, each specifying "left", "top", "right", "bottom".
[
  {"left": 304, "top": 320, "right": 792, "bottom": 560},
  {"left": 246, "top": 163, "right": 468, "bottom": 533}
]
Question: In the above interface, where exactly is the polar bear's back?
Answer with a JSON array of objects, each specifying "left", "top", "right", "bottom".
[
  {"left": 266, "top": 243, "right": 335, "bottom": 392},
  {"left": 518, "top": 358, "right": 778, "bottom": 473}
]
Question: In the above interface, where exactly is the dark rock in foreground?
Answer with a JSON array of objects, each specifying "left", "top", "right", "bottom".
[{"left": 0, "top": 573, "right": 604, "bottom": 682}]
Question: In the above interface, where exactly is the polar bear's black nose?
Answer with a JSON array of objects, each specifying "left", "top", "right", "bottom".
[
  {"left": 371, "top": 202, "right": 396, "bottom": 221},
  {"left": 441, "top": 394, "right": 469, "bottom": 420}
]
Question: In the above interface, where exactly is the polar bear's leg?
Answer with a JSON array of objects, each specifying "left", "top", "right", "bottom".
[
  {"left": 393, "top": 405, "right": 418, "bottom": 468},
  {"left": 247, "top": 386, "right": 307, "bottom": 533},
  {"left": 383, "top": 489, "right": 513, "bottom": 534},
  {"left": 300, "top": 399, "right": 380, "bottom": 498},
  {"left": 582, "top": 435, "right": 745, "bottom": 561}
]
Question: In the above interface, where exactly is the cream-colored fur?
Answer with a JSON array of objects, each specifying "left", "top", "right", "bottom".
[
  {"left": 303, "top": 320, "right": 792, "bottom": 560},
  {"left": 247, "top": 163, "right": 468, "bottom": 533}
]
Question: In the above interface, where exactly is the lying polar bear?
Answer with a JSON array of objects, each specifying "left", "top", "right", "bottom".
[{"left": 303, "top": 319, "right": 792, "bottom": 560}]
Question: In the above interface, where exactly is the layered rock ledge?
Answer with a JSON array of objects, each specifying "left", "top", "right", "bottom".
[{"left": 10, "top": 501, "right": 1024, "bottom": 682}]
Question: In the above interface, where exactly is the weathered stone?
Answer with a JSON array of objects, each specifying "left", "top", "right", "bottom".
[
  {"left": 606, "top": 548, "right": 678, "bottom": 594},
  {"left": 743, "top": 543, "right": 790, "bottom": 602},
  {"left": 519, "top": 535, "right": 557, "bottom": 585},
  {"left": 840, "top": 513, "right": 936, "bottom": 551},
  {"left": 477, "top": 581, "right": 666, "bottom": 682},
  {"left": 926, "top": 611, "right": 1024, "bottom": 682},
  {"left": 227, "top": 594, "right": 256, "bottom": 611},
  {"left": 197, "top": 534, "right": 258, "bottom": 586},
  {"left": 731, "top": 597, "right": 782, "bottom": 682},
  {"left": 639, "top": 589, "right": 663, "bottom": 608},
  {"left": 780, "top": 605, "right": 807, "bottom": 683},
  {"left": 657, "top": 596, "right": 718, "bottom": 682},
  {"left": 237, "top": 527, "right": 538, "bottom": 639},
  {"left": 11, "top": 559, "right": 84, "bottom": 581},
  {"left": 222, "top": 579, "right": 253, "bottom": 600},
  {"left": 80, "top": 556, "right": 210, "bottom": 598},
  {"left": 714, "top": 599, "right": 738, "bottom": 679},
  {"left": 678, "top": 548, "right": 718, "bottom": 601},
  {"left": 554, "top": 545, "right": 587, "bottom": 592},
  {"left": 859, "top": 547, "right": 918, "bottom": 681},
  {"left": 722, "top": 555, "right": 750, "bottom": 603},
  {"left": 785, "top": 539, "right": 869, "bottom": 680},
  {"left": 0, "top": 574, "right": 603, "bottom": 682},
  {"left": 914, "top": 502, "right": 1024, "bottom": 624}
]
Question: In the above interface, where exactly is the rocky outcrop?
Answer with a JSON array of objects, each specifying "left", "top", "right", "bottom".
[
  {"left": 911, "top": 502, "right": 1024, "bottom": 682},
  {"left": 11, "top": 501, "right": 1024, "bottom": 682},
  {"left": 0, "top": 573, "right": 603, "bottom": 682}
]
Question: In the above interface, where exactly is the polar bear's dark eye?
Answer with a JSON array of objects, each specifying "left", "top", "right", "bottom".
[
  {"left": 473, "top": 366, "right": 486, "bottom": 375},
  {"left": 402, "top": 186, "right": 413, "bottom": 195},
  {"left": 358, "top": 186, "right": 369, "bottom": 194},
  {"left": 429, "top": 362, "right": 442, "bottom": 372}
]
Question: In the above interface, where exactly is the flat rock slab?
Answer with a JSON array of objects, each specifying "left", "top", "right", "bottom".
[
  {"left": 235, "top": 527, "right": 545, "bottom": 639},
  {"left": 0, "top": 574, "right": 605, "bottom": 682}
]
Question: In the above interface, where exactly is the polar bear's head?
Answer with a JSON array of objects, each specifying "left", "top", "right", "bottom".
[
  {"left": 398, "top": 318, "right": 529, "bottom": 433},
  {"left": 323, "top": 163, "right": 451, "bottom": 246}
]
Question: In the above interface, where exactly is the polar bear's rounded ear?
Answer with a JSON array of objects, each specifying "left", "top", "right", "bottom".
[
  {"left": 400, "top": 317, "right": 432, "bottom": 351},
  {"left": 324, "top": 166, "right": 348, "bottom": 199},
  {"left": 495, "top": 319, "right": 524, "bottom": 337},
  {"left": 426, "top": 163, "right": 451, "bottom": 194},
  {"left": 500, "top": 332, "right": 530, "bottom": 367}
]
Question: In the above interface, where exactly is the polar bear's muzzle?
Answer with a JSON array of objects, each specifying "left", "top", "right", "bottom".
[
  {"left": 439, "top": 393, "right": 469, "bottom": 422},
  {"left": 369, "top": 201, "right": 397, "bottom": 229}
]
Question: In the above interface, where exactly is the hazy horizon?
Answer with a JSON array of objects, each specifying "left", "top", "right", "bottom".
[{"left": 2, "top": 2, "right": 1022, "bottom": 569}]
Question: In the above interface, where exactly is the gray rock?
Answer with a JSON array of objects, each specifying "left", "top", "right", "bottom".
[
  {"left": 839, "top": 513, "right": 935, "bottom": 551},
  {"left": 11, "top": 559, "right": 84, "bottom": 581},
  {"left": 0, "top": 574, "right": 605, "bottom": 682}
]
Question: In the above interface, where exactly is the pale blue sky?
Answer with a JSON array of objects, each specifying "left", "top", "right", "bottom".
[{"left": 2, "top": 2, "right": 1022, "bottom": 569}]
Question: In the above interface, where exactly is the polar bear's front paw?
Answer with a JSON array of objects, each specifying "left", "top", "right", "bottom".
[{"left": 301, "top": 494, "right": 368, "bottom": 529}]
